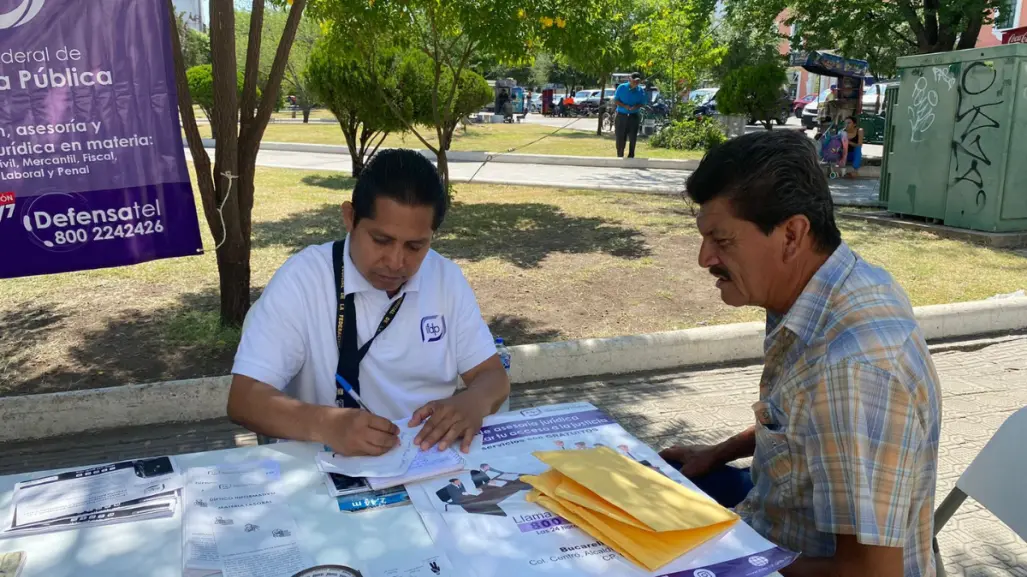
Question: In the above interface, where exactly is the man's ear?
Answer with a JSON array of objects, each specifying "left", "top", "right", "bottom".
[
  {"left": 781, "top": 214, "right": 813, "bottom": 262},
  {"left": 342, "top": 201, "right": 355, "bottom": 234}
]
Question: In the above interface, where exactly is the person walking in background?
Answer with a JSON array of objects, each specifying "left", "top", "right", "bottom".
[{"left": 612, "top": 72, "right": 647, "bottom": 158}]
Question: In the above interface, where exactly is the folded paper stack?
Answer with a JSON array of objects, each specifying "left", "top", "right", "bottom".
[{"left": 522, "top": 446, "right": 739, "bottom": 572}]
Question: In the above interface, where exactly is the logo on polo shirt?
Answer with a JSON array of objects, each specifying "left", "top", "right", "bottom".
[{"left": 420, "top": 315, "right": 447, "bottom": 343}]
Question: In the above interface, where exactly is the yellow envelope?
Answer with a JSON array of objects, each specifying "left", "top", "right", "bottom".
[
  {"left": 553, "top": 474, "right": 649, "bottom": 530},
  {"left": 526, "top": 490, "right": 649, "bottom": 569},
  {"left": 558, "top": 496, "right": 737, "bottom": 571},
  {"left": 532, "top": 446, "right": 739, "bottom": 532},
  {"left": 523, "top": 469, "right": 645, "bottom": 528}
]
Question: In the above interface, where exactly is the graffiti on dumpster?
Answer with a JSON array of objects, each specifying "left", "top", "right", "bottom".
[
  {"left": 950, "top": 61, "right": 1004, "bottom": 211},
  {"left": 933, "top": 67, "right": 957, "bottom": 91},
  {"left": 909, "top": 75, "right": 939, "bottom": 142}
]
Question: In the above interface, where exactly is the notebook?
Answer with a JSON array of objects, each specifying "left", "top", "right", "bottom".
[{"left": 366, "top": 444, "right": 465, "bottom": 490}]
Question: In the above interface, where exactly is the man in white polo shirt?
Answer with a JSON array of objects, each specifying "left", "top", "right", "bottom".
[{"left": 228, "top": 149, "right": 509, "bottom": 457}]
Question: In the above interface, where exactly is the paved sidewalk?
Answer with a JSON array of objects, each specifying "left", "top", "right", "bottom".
[
  {"left": 2, "top": 334, "right": 1024, "bottom": 575},
  {"left": 222, "top": 147, "right": 882, "bottom": 206}
]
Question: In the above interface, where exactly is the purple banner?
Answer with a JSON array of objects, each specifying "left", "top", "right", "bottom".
[
  {"left": 480, "top": 409, "right": 617, "bottom": 446},
  {"left": 660, "top": 547, "right": 799, "bottom": 577},
  {"left": 0, "top": 0, "right": 202, "bottom": 278}
]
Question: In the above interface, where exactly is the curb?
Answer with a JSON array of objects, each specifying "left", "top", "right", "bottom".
[
  {"left": 204, "top": 139, "right": 700, "bottom": 171},
  {"left": 202, "top": 139, "right": 884, "bottom": 178},
  {"left": 2, "top": 297, "right": 1026, "bottom": 442}
]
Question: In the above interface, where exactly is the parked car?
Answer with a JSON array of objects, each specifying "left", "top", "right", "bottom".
[
  {"left": 792, "top": 94, "right": 816, "bottom": 117},
  {"left": 751, "top": 91, "right": 794, "bottom": 126},
  {"left": 862, "top": 82, "right": 897, "bottom": 115},
  {"left": 688, "top": 88, "right": 718, "bottom": 105},
  {"left": 583, "top": 88, "right": 616, "bottom": 106},
  {"left": 801, "top": 87, "right": 833, "bottom": 129},
  {"left": 690, "top": 88, "right": 719, "bottom": 118},
  {"left": 801, "top": 82, "right": 896, "bottom": 128}
]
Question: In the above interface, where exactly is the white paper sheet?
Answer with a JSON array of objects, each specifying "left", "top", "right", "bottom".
[
  {"left": 365, "top": 551, "right": 455, "bottom": 577},
  {"left": 182, "top": 460, "right": 286, "bottom": 577},
  {"left": 212, "top": 500, "right": 309, "bottom": 577},
  {"left": 315, "top": 421, "right": 465, "bottom": 488},
  {"left": 7, "top": 456, "right": 181, "bottom": 529}
]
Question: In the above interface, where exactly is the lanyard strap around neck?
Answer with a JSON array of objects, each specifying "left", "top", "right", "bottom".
[{"left": 332, "top": 240, "right": 406, "bottom": 408}]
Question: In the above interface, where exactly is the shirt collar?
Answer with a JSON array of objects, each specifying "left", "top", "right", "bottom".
[
  {"left": 765, "top": 242, "right": 856, "bottom": 348},
  {"left": 342, "top": 234, "right": 424, "bottom": 296}
]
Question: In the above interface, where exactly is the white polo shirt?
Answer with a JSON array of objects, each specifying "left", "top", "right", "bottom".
[{"left": 232, "top": 236, "right": 498, "bottom": 421}]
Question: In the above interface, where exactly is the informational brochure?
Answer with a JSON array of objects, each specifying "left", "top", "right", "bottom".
[
  {"left": 212, "top": 499, "right": 309, "bottom": 577},
  {"left": 182, "top": 460, "right": 287, "bottom": 577},
  {"left": 3, "top": 456, "right": 181, "bottom": 535},
  {"left": 406, "top": 402, "right": 797, "bottom": 577}
]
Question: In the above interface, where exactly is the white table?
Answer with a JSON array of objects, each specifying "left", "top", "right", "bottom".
[
  {"left": 0, "top": 441, "right": 785, "bottom": 577},
  {"left": 0, "top": 442, "right": 443, "bottom": 577}
]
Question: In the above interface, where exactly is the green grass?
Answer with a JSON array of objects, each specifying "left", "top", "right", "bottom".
[
  {"left": 186, "top": 122, "right": 706, "bottom": 160},
  {"left": 2, "top": 166, "right": 1024, "bottom": 395}
]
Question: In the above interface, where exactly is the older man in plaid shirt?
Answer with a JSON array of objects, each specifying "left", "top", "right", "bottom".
[{"left": 661, "top": 130, "right": 942, "bottom": 577}]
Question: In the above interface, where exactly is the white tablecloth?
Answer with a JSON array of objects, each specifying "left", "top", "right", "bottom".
[{"left": 0, "top": 441, "right": 786, "bottom": 577}]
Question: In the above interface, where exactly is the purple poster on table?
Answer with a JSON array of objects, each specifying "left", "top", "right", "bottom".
[{"left": 0, "top": 0, "right": 202, "bottom": 278}]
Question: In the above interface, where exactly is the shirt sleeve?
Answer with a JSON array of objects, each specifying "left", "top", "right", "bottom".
[
  {"left": 614, "top": 84, "right": 626, "bottom": 103},
  {"left": 804, "top": 359, "right": 922, "bottom": 548},
  {"left": 450, "top": 267, "right": 498, "bottom": 375},
  {"left": 231, "top": 254, "right": 311, "bottom": 390}
]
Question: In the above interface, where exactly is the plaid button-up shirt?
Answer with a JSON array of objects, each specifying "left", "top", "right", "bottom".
[{"left": 736, "top": 242, "right": 942, "bottom": 577}]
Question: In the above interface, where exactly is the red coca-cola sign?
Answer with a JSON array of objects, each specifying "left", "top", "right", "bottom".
[{"left": 1002, "top": 26, "right": 1027, "bottom": 44}]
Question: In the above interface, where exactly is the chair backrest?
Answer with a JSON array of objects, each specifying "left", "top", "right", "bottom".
[{"left": 956, "top": 406, "right": 1027, "bottom": 540}]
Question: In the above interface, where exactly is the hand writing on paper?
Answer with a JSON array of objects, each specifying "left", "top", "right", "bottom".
[
  {"left": 409, "top": 391, "right": 489, "bottom": 453},
  {"left": 658, "top": 444, "right": 721, "bottom": 478},
  {"left": 319, "top": 408, "right": 401, "bottom": 457}
]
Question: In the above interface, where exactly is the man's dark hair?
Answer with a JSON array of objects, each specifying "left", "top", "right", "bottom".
[
  {"left": 352, "top": 148, "right": 449, "bottom": 230},
  {"left": 848, "top": 115, "right": 858, "bottom": 123},
  {"left": 685, "top": 130, "right": 842, "bottom": 253}
]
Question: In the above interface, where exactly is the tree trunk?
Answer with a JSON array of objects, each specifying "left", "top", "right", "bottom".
[
  {"left": 596, "top": 73, "right": 608, "bottom": 136},
  {"left": 216, "top": 244, "right": 251, "bottom": 327},
  {"left": 302, "top": 107, "right": 311, "bottom": 123},
  {"left": 341, "top": 120, "right": 363, "bottom": 178},
  {"left": 437, "top": 151, "right": 450, "bottom": 191}
]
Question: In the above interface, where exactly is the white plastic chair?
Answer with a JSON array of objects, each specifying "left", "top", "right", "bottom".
[{"left": 933, "top": 406, "right": 1027, "bottom": 577}]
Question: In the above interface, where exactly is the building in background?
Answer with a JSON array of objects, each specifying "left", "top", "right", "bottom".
[
  {"left": 778, "top": 12, "right": 824, "bottom": 100},
  {"left": 173, "top": 0, "right": 205, "bottom": 31},
  {"left": 978, "top": 0, "right": 1027, "bottom": 46}
]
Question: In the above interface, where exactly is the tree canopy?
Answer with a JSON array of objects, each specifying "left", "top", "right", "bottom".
[
  {"left": 313, "top": 0, "right": 546, "bottom": 185},
  {"left": 727, "top": 0, "right": 1002, "bottom": 78},
  {"left": 633, "top": 0, "right": 723, "bottom": 102},
  {"left": 306, "top": 40, "right": 410, "bottom": 177},
  {"left": 716, "top": 61, "right": 788, "bottom": 129}
]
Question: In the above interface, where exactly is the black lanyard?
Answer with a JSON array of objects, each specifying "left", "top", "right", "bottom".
[{"left": 332, "top": 240, "right": 406, "bottom": 409}]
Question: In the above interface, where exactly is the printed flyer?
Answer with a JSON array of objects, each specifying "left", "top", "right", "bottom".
[
  {"left": 407, "top": 402, "right": 797, "bottom": 577},
  {"left": 0, "top": 0, "right": 202, "bottom": 278}
]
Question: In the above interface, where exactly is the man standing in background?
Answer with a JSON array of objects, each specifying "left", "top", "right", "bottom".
[{"left": 612, "top": 72, "right": 647, "bottom": 158}]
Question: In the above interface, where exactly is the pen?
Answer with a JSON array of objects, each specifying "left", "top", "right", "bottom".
[{"left": 335, "top": 374, "right": 373, "bottom": 413}]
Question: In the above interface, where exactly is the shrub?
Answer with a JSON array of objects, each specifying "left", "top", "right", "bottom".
[
  {"left": 717, "top": 61, "right": 788, "bottom": 130},
  {"left": 650, "top": 118, "right": 727, "bottom": 151}
]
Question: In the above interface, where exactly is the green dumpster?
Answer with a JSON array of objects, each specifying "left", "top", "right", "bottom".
[
  {"left": 881, "top": 43, "right": 1027, "bottom": 232},
  {"left": 858, "top": 113, "right": 886, "bottom": 145}
]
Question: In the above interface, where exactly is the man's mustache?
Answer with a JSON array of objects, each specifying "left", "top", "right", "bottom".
[{"left": 710, "top": 266, "right": 731, "bottom": 280}]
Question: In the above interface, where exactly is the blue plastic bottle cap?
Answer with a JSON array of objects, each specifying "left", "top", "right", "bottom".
[{"left": 495, "top": 338, "right": 505, "bottom": 345}]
